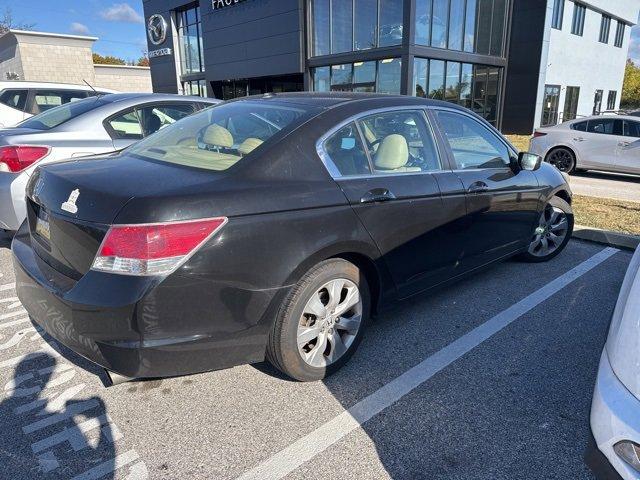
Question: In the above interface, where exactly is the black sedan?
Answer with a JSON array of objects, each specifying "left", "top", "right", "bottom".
[{"left": 12, "top": 93, "right": 573, "bottom": 382}]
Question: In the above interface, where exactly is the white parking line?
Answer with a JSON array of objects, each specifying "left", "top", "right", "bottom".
[
  {"left": 237, "top": 246, "right": 619, "bottom": 480},
  {"left": 0, "top": 283, "right": 15, "bottom": 292},
  {"left": 0, "top": 309, "right": 27, "bottom": 321}
]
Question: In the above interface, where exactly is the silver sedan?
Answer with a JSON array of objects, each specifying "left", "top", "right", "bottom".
[
  {"left": 0, "top": 93, "right": 218, "bottom": 231},
  {"left": 529, "top": 115, "right": 640, "bottom": 175}
]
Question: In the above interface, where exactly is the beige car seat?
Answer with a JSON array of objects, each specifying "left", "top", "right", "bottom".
[
  {"left": 202, "top": 124, "right": 234, "bottom": 149},
  {"left": 238, "top": 138, "right": 264, "bottom": 156},
  {"left": 374, "top": 134, "right": 421, "bottom": 173}
]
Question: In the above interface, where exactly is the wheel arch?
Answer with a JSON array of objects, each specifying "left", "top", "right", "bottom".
[
  {"left": 553, "top": 188, "right": 572, "bottom": 205},
  {"left": 329, "top": 252, "right": 383, "bottom": 316}
]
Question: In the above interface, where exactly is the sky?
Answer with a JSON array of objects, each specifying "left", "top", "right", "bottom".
[
  {"left": 4, "top": 0, "right": 640, "bottom": 65},
  {"left": 4, "top": 0, "right": 147, "bottom": 62}
]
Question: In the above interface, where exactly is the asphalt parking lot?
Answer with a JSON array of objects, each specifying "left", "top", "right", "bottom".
[
  {"left": 570, "top": 170, "right": 640, "bottom": 202},
  {"left": 0, "top": 231, "right": 632, "bottom": 480}
]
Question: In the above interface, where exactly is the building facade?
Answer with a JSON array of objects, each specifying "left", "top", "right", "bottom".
[
  {"left": 142, "top": 0, "right": 637, "bottom": 133},
  {"left": 0, "top": 30, "right": 153, "bottom": 93}
]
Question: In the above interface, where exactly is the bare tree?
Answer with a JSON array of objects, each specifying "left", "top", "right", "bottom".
[{"left": 0, "top": 7, "right": 36, "bottom": 35}]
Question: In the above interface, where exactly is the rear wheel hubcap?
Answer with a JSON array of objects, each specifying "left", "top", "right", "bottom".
[
  {"left": 548, "top": 150, "right": 574, "bottom": 172},
  {"left": 297, "top": 278, "right": 362, "bottom": 368}
]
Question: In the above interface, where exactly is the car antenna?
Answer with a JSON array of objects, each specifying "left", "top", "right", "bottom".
[{"left": 83, "top": 79, "right": 101, "bottom": 96}]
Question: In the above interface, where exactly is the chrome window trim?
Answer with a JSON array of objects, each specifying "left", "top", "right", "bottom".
[{"left": 315, "top": 105, "right": 445, "bottom": 179}]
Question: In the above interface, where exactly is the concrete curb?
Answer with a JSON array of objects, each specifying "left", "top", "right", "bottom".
[{"left": 573, "top": 225, "right": 640, "bottom": 251}]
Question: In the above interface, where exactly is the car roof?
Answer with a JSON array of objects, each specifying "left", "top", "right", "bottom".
[
  {"left": 567, "top": 114, "right": 640, "bottom": 123},
  {"left": 97, "top": 93, "right": 218, "bottom": 104},
  {"left": 0, "top": 81, "right": 115, "bottom": 92}
]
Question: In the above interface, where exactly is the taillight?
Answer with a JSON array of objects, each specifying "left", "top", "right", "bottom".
[
  {"left": 532, "top": 131, "right": 547, "bottom": 138},
  {"left": 92, "top": 217, "right": 227, "bottom": 276},
  {"left": 0, "top": 145, "right": 50, "bottom": 173}
]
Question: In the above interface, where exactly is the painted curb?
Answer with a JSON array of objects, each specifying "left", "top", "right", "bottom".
[{"left": 574, "top": 225, "right": 640, "bottom": 251}]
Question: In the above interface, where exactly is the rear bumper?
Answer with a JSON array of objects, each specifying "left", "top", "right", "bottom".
[
  {"left": 589, "top": 350, "right": 640, "bottom": 480},
  {"left": 0, "top": 172, "right": 29, "bottom": 231},
  {"left": 12, "top": 224, "right": 287, "bottom": 378}
]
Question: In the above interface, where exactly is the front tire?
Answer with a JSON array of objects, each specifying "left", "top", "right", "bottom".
[
  {"left": 520, "top": 196, "right": 573, "bottom": 263},
  {"left": 267, "top": 259, "right": 370, "bottom": 382},
  {"left": 546, "top": 147, "right": 576, "bottom": 174}
]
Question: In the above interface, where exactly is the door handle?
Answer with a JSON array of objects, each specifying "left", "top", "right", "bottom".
[
  {"left": 618, "top": 141, "right": 631, "bottom": 147},
  {"left": 360, "top": 188, "right": 396, "bottom": 203},
  {"left": 573, "top": 137, "right": 585, "bottom": 142},
  {"left": 467, "top": 181, "right": 489, "bottom": 194}
]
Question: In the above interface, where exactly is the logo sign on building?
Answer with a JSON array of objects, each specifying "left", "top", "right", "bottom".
[
  {"left": 212, "top": 0, "right": 248, "bottom": 10},
  {"left": 147, "top": 14, "right": 168, "bottom": 45},
  {"left": 148, "top": 48, "right": 172, "bottom": 58}
]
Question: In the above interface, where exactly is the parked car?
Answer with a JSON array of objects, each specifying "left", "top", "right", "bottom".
[
  {"left": 529, "top": 115, "right": 640, "bottom": 175},
  {"left": 587, "top": 245, "right": 640, "bottom": 480},
  {"left": 0, "top": 93, "right": 218, "bottom": 232},
  {"left": 0, "top": 81, "right": 116, "bottom": 128},
  {"left": 13, "top": 93, "right": 573, "bottom": 384}
]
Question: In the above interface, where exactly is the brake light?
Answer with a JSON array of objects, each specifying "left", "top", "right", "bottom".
[
  {"left": 92, "top": 217, "right": 227, "bottom": 276},
  {"left": 0, "top": 145, "right": 50, "bottom": 173},
  {"left": 532, "top": 131, "right": 547, "bottom": 138}
]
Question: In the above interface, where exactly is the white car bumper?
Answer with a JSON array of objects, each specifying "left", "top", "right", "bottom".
[
  {"left": 0, "top": 172, "right": 29, "bottom": 231},
  {"left": 590, "top": 350, "right": 640, "bottom": 480}
]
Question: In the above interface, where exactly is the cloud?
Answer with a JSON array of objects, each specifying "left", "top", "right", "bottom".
[
  {"left": 70, "top": 22, "right": 90, "bottom": 35},
  {"left": 100, "top": 3, "right": 144, "bottom": 24}
]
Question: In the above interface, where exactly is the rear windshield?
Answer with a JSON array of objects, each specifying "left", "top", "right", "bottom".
[
  {"left": 19, "top": 96, "right": 106, "bottom": 130},
  {"left": 127, "top": 101, "right": 313, "bottom": 171}
]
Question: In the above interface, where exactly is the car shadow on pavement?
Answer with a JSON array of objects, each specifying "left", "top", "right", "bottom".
[
  {"left": 0, "top": 344, "right": 116, "bottom": 478},
  {"left": 573, "top": 170, "right": 640, "bottom": 183},
  {"left": 0, "top": 231, "right": 12, "bottom": 249}
]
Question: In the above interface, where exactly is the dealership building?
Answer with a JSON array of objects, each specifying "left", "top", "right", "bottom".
[{"left": 142, "top": 0, "right": 637, "bottom": 134}]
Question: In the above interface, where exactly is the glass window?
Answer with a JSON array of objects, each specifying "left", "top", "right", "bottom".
[
  {"left": 32, "top": 90, "right": 89, "bottom": 114},
  {"left": 460, "top": 63, "right": 473, "bottom": 109},
  {"left": 20, "top": 96, "right": 105, "bottom": 131},
  {"left": 313, "top": 66, "right": 331, "bottom": 92},
  {"left": 107, "top": 109, "right": 143, "bottom": 140},
  {"left": 332, "top": 0, "right": 353, "bottom": 54},
  {"left": 485, "top": 67, "right": 500, "bottom": 123},
  {"left": 177, "top": 5, "right": 204, "bottom": 76},
  {"left": 355, "top": 0, "right": 377, "bottom": 50},
  {"left": 128, "top": 101, "right": 313, "bottom": 171},
  {"left": 464, "top": 0, "right": 477, "bottom": 52},
  {"left": 572, "top": 121, "right": 588, "bottom": 132},
  {"left": 445, "top": 62, "right": 461, "bottom": 102},
  {"left": 377, "top": 58, "right": 402, "bottom": 94},
  {"left": 415, "top": 0, "right": 432, "bottom": 46},
  {"left": 437, "top": 111, "right": 510, "bottom": 169},
  {"left": 448, "top": 0, "right": 465, "bottom": 51},
  {"left": 137, "top": 104, "right": 196, "bottom": 137},
  {"left": 587, "top": 118, "right": 622, "bottom": 135},
  {"left": 563, "top": 86, "right": 580, "bottom": 121},
  {"left": 0, "top": 89, "right": 28, "bottom": 111},
  {"left": 431, "top": 0, "right": 449, "bottom": 48},
  {"left": 593, "top": 89, "right": 603, "bottom": 115},
  {"left": 624, "top": 121, "right": 640, "bottom": 138},
  {"left": 472, "top": 65, "right": 488, "bottom": 117},
  {"left": 541, "top": 84, "right": 561, "bottom": 127},
  {"left": 379, "top": 0, "right": 404, "bottom": 47},
  {"left": 607, "top": 90, "right": 617, "bottom": 110},
  {"left": 331, "top": 64, "right": 354, "bottom": 88},
  {"left": 428, "top": 59, "right": 445, "bottom": 99},
  {"left": 312, "top": 0, "right": 330, "bottom": 56},
  {"left": 475, "top": 0, "right": 492, "bottom": 55},
  {"left": 571, "top": 3, "right": 586, "bottom": 36},
  {"left": 599, "top": 15, "right": 611, "bottom": 43},
  {"left": 359, "top": 111, "right": 441, "bottom": 173},
  {"left": 490, "top": 0, "right": 507, "bottom": 56},
  {"left": 413, "top": 58, "right": 429, "bottom": 97},
  {"left": 552, "top": 0, "right": 564, "bottom": 29},
  {"left": 324, "top": 123, "right": 372, "bottom": 176},
  {"left": 615, "top": 21, "right": 626, "bottom": 48},
  {"left": 354, "top": 61, "right": 376, "bottom": 85}
]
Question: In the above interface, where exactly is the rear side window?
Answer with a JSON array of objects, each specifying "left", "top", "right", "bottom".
[
  {"left": 624, "top": 120, "right": 640, "bottom": 138},
  {"left": 107, "top": 109, "right": 143, "bottom": 140},
  {"left": 0, "top": 89, "right": 28, "bottom": 111},
  {"left": 586, "top": 118, "right": 622, "bottom": 135},
  {"left": 19, "top": 96, "right": 106, "bottom": 130},
  {"left": 137, "top": 103, "right": 196, "bottom": 136},
  {"left": 437, "top": 111, "right": 511, "bottom": 169},
  {"left": 324, "top": 123, "right": 372, "bottom": 176},
  {"left": 32, "top": 89, "right": 89, "bottom": 114},
  {"left": 572, "top": 121, "right": 588, "bottom": 131}
]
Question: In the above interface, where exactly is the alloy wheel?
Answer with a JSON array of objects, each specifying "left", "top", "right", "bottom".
[
  {"left": 528, "top": 205, "right": 569, "bottom": 257},
  {"left": 297, "top": 278, "right": 362, "bottom": 368},
  {"left": 547, "top": 149, "right": 574, "bottom": 173}
]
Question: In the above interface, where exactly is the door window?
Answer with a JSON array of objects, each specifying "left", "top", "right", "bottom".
[
  {"left": 541, "top": 85, "right": 561, "bottom": 127},
  {"left": 0, "top": 89, "right": 28, "bottom": 111},
  {"left": 624, "top": 120, "right": 640, "bottom": 138},
  {"left": 357, "top": 111, "right": 440, "bottom": 173},
  {"left": 437, "top": 110, "right": 510, "bottom": 169},
  {"left": 323, "top": 122, "right": 372, "bottom": 176},
  {"left": 32, "top": 90, "right": 89, "bottom": 114},
  {"left": 572, "top": 121, "right": 588, "bottom": 131},
  {"left": 107, "top": 109, "right": 143, "bottom": 140},
  {"left": 586, "top": 118, "right": 622, "bottom": 135},
  {"left": 137, "top": 103, "right": 195, "bottom": 136}
]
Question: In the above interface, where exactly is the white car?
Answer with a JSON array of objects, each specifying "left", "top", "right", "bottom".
[
  {"left": 587, "top": 245, "right": 640, "bottom": 479},
  {"left": 0, "top": 81, "right": 115, "bottom": 128},
  {"left": 529, "top": 115, "right": 640, "bottom": 175}
]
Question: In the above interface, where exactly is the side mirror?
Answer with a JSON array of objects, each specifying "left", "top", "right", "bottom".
[{"left": 518, "top": 152, "right": 542, "bottom": 171}]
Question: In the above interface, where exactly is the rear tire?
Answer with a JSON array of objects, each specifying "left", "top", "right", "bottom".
[
  {"left": 519, "top": 196, "right": 573, "bottom": 263},
  {"left": 267, "top": 259, "right": 370, "bottom": 382},
  {"left": 546, "top": 147, "right": 576, "bottom": 174}
]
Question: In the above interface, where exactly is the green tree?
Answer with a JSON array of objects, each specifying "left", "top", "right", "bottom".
[
  {"left": 622, "top": 59, "right": 640, "bottom": 109},
  {"left": 92, "top": 53, "right": 126, "bottom": 66}
]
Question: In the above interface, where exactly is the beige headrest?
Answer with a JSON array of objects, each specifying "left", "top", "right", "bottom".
[
  {"left": 202, "top": 124, "right": 234, "bottom": 148},
  {"left": 238, "top": 137, "right": 264, "bottom": 155},
  {"left": 374, "top": 134, "right": 409, "bottom": 170}
]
